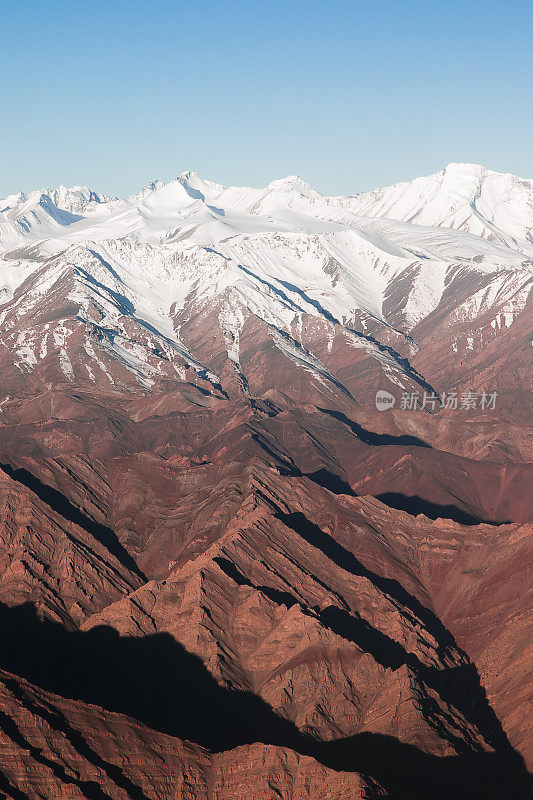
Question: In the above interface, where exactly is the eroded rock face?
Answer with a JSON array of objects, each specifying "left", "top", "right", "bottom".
[
  {"left": 0, "top": 169, "right": 531, "bottom": 799},
  {"left": 0, "top": 408, "right": 530, "bottom": 799}
]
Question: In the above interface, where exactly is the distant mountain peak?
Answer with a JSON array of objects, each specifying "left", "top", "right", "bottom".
[{"left": 267, "top": 175, "right": 313, "bottom": 192}]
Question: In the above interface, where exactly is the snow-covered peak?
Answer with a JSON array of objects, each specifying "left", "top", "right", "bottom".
[
  {"left": 43, "top": 185, "right": 113, "bottom": 213},
  {"left": 0, "top": 184, "right": 116, "bottom": 250},
  {"left": 0, "top": 163, "right": 531, "bottom": 399},
  {"left": 0, "top": 185, "right": 111, "bottom": 217},
  {"left": 337, "top": 162, "right": 533, "bottom": 252},
  {"left": 140, "top": 178, "right": 197, "bottom": 210},
  {"left": 266, "top": 175, "right": 314, "bottom": 193},
  {"left": 1, "top": 163, "right": 532, "bottom": 258},
  {"left": 178, "top": 171, "right": 225, "bottom": 197}
]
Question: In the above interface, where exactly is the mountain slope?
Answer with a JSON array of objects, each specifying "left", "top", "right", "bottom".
[{"left": 0, "top": 164, "right": 531, "bottom": 799}]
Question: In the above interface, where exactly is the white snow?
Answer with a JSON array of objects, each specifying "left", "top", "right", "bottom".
[
  {"left": 59, "top": 347, "right": 74, "bottom": 379},
  {"left": 0, "top": 163, "right": 531, "bottom": 393}
]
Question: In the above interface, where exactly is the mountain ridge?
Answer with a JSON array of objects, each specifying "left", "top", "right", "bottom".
[{"left": 0, "top": 162, "right": 530, "bottom": 417}]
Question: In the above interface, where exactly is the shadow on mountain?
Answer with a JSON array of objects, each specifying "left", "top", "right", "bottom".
[
  {"left": 0, "top": 603, "right": 529, "bottom": 800},
  {"left": 249, "top": 430, "right": 355, "bottom": 496},
  {"left": 346, "top": 326, "right": 439, "bottom": 398},
  {"left": 213, "top": 556, "right": 298, "bottom": 608},
  {"left": 374, "top": 491, "right": 509, "bottom": 526},
  {"left": 0, "top": 673, "right": 151, "bottom": 800},
  {"left": 0, "top": 602, "right": 302, "bottom": 753},
  {"left": 274, "top": 510, "right": 515, "bottom": 755},
  {"left": 275, "top": 510, "right": 457, "bottom": 654},
  {"left": 317, "top": 734, "right": 529, "bottom": 800},
  {"left": 305, "top": 467, "right": 355, "bottom": 496},
  {"left": 215, "top": 544, "right": 510, "bottom": 759},
  {"left": 0, "top": 767, "right": 30, "bottom": 800},
  {"left": 214, "top": 556, "right": 408, "bottom": 669},
  {"left": 249, "top": 397, "right": 281, "bottom": 417},
  {"left": 318, "top": 407, "right": 431, "bottom": 448},
  {"left": 0, "top": 461, "right": 146, "bottom": 581}
]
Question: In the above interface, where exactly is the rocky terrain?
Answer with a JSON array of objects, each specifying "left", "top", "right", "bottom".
[{"left": 0, "top": 164, "right": 531, "bottom": 799}]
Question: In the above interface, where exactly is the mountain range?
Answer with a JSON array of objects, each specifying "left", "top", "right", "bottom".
[{"left": 0, "top": 163, "right": 531, "bottom": 800}]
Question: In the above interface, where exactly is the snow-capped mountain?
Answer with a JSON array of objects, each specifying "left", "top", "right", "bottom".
[
  {"left": 0, "top": 164, "right": 531, "bottom": 404},
  {"left": 0, "top": 185, "right": 114, "bottom": 248},
  {"left": 335, "top": 162, "right": 533, "bottom": 253},
  {"left": 1, "top": 165, "right": 532, "bottom": 800}
]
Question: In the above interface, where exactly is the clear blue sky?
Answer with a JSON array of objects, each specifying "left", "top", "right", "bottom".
[{"left": 2, "top": 0, "right": 532, "bottom": 197}]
